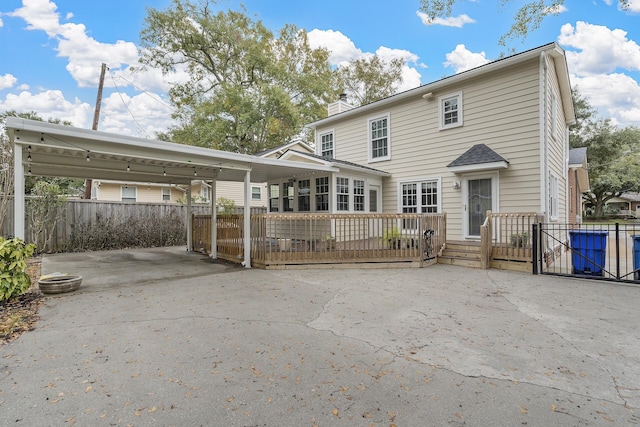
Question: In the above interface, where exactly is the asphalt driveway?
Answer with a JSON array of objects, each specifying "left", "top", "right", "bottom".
[{"left": 1, "top": 246, "right": 639, "bottom": 426}]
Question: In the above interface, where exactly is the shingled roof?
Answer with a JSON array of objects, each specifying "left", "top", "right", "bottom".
[{"left": 447, "top": 144, "right": 509, "bottom": 171}]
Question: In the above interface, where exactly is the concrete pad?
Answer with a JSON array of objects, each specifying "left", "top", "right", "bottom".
[{"left": 1, "top": 246, "right": 639, "bottom": 426}]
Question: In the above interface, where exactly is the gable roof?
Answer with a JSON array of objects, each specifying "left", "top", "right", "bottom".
[
  {"left": 447, "top": 144, "right": 509, "bottom": 173},
  {"left": 569, "top": 147, "right": 587, "bottom": 167},
  {"left": 307, "top": 42, "right": 574, "bottom": 129},
  {"left": 279, "top": 150, "right": 391, "bottom": 177},
  {"left": 255, "top": 139, "right": 314, "bottom": 158}
]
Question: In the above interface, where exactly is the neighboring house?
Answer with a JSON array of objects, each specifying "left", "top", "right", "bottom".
[
  {"left": 568, "top": 147, "right": 589, "bottom": 223},
  {"left": 266, "top": 42, "right": 575, "bottom": 241},
  {"left": 602, "top": 193, "right": 640, "bottom": 218},
  {"left": 93, "top": 140, "right": 314, "bottom": 207}
]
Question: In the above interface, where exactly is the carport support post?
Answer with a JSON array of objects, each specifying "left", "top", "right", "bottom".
[
  {"left": 13, "top": 144, "right": 25, "bottom": 240},
  {"left": 186, "top": 185, "right": 192, "bottom": 251},
  {"left": 210, "top": 178, "right": 217, "bottom": 259},
  {"left": 243, "top": 170, "right": 251, "bottom": 268}
]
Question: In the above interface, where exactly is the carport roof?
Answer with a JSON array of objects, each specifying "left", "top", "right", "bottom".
[{"left": 7, "top": 118, "right": 337, "bottom": 185}]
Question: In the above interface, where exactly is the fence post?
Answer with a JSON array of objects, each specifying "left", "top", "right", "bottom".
[
  {"left": 532, "top": 223, "right": 539, "bottom": 274},
  {"left": 615, "top": 222, "right": 620, "bottom": 280}
]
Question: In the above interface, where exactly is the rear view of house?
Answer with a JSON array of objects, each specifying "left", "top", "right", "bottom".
[{"left": 267, "top": 42, "right": 575, "bottom": 243}]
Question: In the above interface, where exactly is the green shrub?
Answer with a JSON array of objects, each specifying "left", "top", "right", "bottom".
[{"left": 0, "top": 237, "right": 36, "bottom": 302}]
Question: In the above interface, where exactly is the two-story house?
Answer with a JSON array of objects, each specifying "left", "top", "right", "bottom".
[{"left": 266, "top": 42, "right": 575, "bottom": 242}]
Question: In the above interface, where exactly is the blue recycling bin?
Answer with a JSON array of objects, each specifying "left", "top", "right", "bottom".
[
  {"left": 569, "top": 230, "right": 608, "bottom": 276},
  {"left": 633, "top": 235, "right": 640, "bottom": 281}
]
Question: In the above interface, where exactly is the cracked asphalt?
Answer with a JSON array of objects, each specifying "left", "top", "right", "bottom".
[{"left": 1, "top": 246, "right": 639, "bottom": 426}]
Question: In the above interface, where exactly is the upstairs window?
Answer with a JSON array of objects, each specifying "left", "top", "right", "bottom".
[
  {"left": 319, "top": 131, "right": 334, "bottom": 159},
  {"left": 439, "top": 91, "right": 463, "bottom": 130},
  {"left": 369, "top": 114, "right": 390, "bottom": 162}
]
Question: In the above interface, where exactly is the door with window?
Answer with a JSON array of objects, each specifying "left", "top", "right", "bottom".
[{"left": 462, "top": 174, "right": 497, "bottom": 238}]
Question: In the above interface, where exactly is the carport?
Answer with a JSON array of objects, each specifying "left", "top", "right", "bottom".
[{"left": 6, "top": 117, "right": 336, "bottom": 267}]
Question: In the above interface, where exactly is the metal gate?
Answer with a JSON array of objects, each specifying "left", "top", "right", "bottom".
[{"left": 533, "top": 222, "right": 640, "bottom": 283}]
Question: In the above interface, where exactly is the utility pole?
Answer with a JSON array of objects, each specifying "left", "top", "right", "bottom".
[{"left": 84, "top": 62, "right": 107, "bottom": 200}]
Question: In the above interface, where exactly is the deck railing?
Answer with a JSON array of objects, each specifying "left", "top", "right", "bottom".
[
  {"left": 480, "top": 211, "right": 545, "bottom": 268},
  {"left": 193, "top": 213, "right": 446, "bottom": 268}
]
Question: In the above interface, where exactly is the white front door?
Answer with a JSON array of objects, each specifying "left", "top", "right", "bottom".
[{"left": 462, "top": 173, "right": 498, "bottom": 239}]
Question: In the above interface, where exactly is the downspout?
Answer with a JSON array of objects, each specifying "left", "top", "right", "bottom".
[
  {"left": 186, "top": 185, "right": 192, "bottom": 251},
  {"left": 539, "top": 52, "right": 548, "bottom": 220}
]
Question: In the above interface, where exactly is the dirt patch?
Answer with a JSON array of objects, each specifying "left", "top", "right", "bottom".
[{"left": 0, "top": 256, "right": 43, "bottom": 345}]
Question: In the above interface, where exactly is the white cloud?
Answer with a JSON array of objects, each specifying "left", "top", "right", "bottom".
[
  {"left": 101, "top": 92, "right": 175, "bottom": 138},
  {"left": 571, "top": 73, "right": 640, "bottom": 126},
  {"left": 443, "top": 44, "right": 490, "bottom": 73},
  {"left": 416, "top": 11, "right": 475, "bottom": 28},
  {"left": 0, "top": 74, "right": 17, "bottom": 90},
  {"left": 308, "top": 29, "right": 362, "bottom": 66},
  {"left": 0, "top": 89, "right": 91, "bottom": 127},
  {"left": 626, "top": 0, "right": 640, "bottom": 12},
  {"left": 308, "top": 29, "right": 424, "bottom": 92},
  {"left": 559, "top": 21, "right": 640, "bottom": 75}
]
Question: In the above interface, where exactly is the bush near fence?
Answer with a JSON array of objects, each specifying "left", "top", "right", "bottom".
[{"left": 2, "top": 199, "right": 264, "bottom": 253}]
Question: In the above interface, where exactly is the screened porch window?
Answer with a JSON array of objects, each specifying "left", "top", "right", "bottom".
[
  {"left": 337, "top": 177, "right": 349, "bottom": 211},
  {"left": 354, "top": 180, "right": 365, "bottom": 211},
  {"left": 283, "top": 181, "right": 294, "bottom": 212},
  {"left": 269, "top": 184, "right": 279, "bottom": 212},
  {"left": 298, "top": 179, "right": 310, "bottom": 212}
]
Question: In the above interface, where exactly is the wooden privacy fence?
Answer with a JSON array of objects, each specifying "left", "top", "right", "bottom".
[
  {"left": 2, "top": 198, "right": 263, "bottom": 253},
  {"left": 480, "top": 211, "right": 544, "bottom": 269},
  {"left": 193, "top": 213, "right": 447, "bottom": 269}
]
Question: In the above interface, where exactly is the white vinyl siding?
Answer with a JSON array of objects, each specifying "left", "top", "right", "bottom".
[{"left": 368, "top": 114, "right": 390, "bottom": 162}]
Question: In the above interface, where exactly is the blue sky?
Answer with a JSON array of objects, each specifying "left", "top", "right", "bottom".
[{"left": 0, "top": 0, "right": 639, "bottom": 138}]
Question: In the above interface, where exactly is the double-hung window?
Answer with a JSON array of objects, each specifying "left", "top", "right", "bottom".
[
  {"left": 400, "top": 179, "right": 440, "bottom": 228},
  {"left": 162, "top": 188, "right": 171, "bottom": 201},
  {"left": 315, "top": 177, "right": 329, "bottom": 211},
  {"left": 298, "top": 179, "right": 311, "bottom": 212},
  {"left": 283, "top": 181, "right": 294, "bottom": 212},
  {"left": 439, "top": 91, "right": 463, "bottom": 130},
  {"left": 320, "top": 131, "right": 334, "bottom": 159},
  {"left": 121, "top": 186, "right": 137, "bottom": 202},
  {"left": 251, "top": 186, "right": 262, "bottom": 200},
  {"left": 354, "top": 180, "right": 365, "bottom": 211},
  {"left": 269, "top": 184, "right": 280, "bottom": 212},
  {"left": 337, "top": 177, "right": 349, "bottom": 211},
  {"left": 369, "top": 114, "right": 390, "bottom": 162}
]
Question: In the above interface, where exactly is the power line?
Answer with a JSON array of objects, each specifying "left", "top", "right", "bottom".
[
  {"left": 115, "top": 73, "right": 175, "bottom": 111},
  {"left": 109, "top": 72, "right": 151, "bottom": 139}
]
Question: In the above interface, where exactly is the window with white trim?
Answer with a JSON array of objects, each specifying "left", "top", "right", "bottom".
[
  {"left": 320, "top": 131, "right": 334, "bottom": 158},
  {"left": 354, "top": 180, "right": 365, "bottom": 211},
  {"left": 439, "top": 91, "right": 463, "bottom": 130},
  {"left": 549, "top": 173, "right": 559, "bottom": 219},
  {"left": 251, "top": 186, "right": 262, "bottom": 200},
  {"left": 121, "top": 186, "right": 137, "bottom": 202},
  {"left": 283, "top": 181, "right": 294, "bottom": 212},
  {"left": 336, "top": 177, "right": 349, "bottom": 211},
  {"left": 369, "top": 114, "right": 390, "bottom": 161},
  {"left": 269, "top": 184, "right": 279, "bottom": 212},
  {"left": 298, "top": 179, "right": 310, "bottom": 212},
  {"left": 200, "top": 186, "right": 210, "bottom": 203},
  {"left": 315, "top": 177, "right": 329, "bottom": 211},
  {"left": 162, "top": 188, "right": 171, "bottom": 201},
  {"left": 401, "top": 180, "right": 439, "bottom": 213}
]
